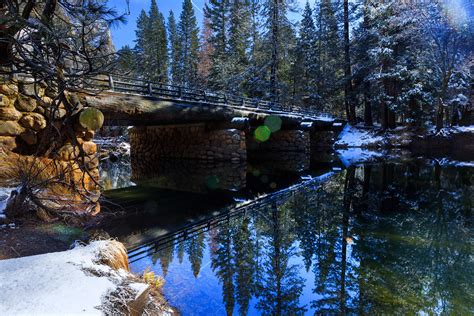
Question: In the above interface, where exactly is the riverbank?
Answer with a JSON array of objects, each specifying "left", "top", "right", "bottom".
[
  {"left": 335, "top": 124, "right": 474, "bottom": 160},
  {"left": 0, "top": 239, "right": 175, "bottom": 315}
]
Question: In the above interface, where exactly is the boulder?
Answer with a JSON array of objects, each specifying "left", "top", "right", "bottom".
[
  {"left": 0, "top": 121, "right": 25, "bottom": 136},
  {"left": 57, "top": 143, "right": 80, "bottom": 161},
  {"left": 80, "top": 141, "right": 97, "bottom": 155},
  {"left": 0, "top": 107, "right": 22, "bottom": 121},
  {"left": 19, "top": 82, "right": 38, "bottom": 96},
  {"left": 44, "top": 106, "right": 67, "bottom": 120},
  {"left": 0, "top": 136, "right": 17, "bottom": 151},
  {"left": 15, "top": 96, "right": 37, "bottom": 112},
  {"left": 19, "top": 113, "right": 47, "bottom": 131},
  {"left": 0, "top": 84, "right": 18, "bottom": 96},
  {"left": 0, "top": 94, "right": 10, "bottom": 107}
]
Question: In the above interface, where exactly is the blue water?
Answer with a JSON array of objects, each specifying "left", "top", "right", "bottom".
[{"left": 127, "top": 160, "right": 473, "bottom": 315}]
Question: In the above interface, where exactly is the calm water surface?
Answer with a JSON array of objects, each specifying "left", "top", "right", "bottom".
[{"left": 104, "top": 157, "right": 473, "bottom": 315}]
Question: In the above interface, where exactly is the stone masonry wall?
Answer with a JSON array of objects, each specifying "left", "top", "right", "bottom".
[
  {"left": 0, "top": 81, "right": 101, "bottom": 216},
  {"left": 310, "top": 130, "right": 335, "bottom": 150},
  {"left": 247, "top": 130, "right": 311, "bottom": 154},
  {"left": 130, "top": 124, "right": 247, "bottom": 163}
]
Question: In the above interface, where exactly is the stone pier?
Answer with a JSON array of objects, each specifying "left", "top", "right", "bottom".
[{"left": 130, "top": 124, "right": 247, "bottom": 163}]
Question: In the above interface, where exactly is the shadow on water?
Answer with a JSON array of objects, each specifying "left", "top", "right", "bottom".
[{"left": 100, "top": 154, "right": 473, "bottom": 315}]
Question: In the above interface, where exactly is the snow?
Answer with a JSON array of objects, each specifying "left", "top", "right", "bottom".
[
  {"left": 335, "top": 124, "right": 384, "bottom": 147},
  {"left": 432, "top": 158, "right": 474, "bottom": 168},
  {"left": 0, "top": 187, "right": 15, "bottom": 221},
  {"left": 428, "top": 125, "right": 474, "bottom": 136},
  {"left": 337, "top": 148, "right": 384, "bottom": 167},
  {"left": 0, "top": 241, "right": 133, "bottom": 315}
]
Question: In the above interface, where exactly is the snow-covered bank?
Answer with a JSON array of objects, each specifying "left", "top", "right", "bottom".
[
  {"left": 0, "top": 240, "right": 173, "bottom": 315},
  {"left": 335, "top": 124, "right": 474, "bottom": 151},
  {"left": 335, "top": 125, "right": 385, "bottom": 148}
]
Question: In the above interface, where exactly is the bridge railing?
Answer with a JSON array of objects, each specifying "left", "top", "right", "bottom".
[{"left": 89, "top": 74, "right": 338, "bottom": 119}]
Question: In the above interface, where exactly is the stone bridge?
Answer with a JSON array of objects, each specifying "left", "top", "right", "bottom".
[{"left": 84, "top": 75, "right": 344, "bottom": 169}]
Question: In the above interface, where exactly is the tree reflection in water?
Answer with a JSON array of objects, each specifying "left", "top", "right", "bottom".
[{"left": 131, "top": 160, "right": 473, "bottom": 315}]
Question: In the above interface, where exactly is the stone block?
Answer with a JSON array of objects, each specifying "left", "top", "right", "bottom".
[
  {"left": 19, "top": 113, "right": 47, "bottom": 131},
  {"left": 0, "top": 107, "right": 22, "bottom": 121},
  {"left": 14, "top": 96, "right": 37, "bottom": 112},
  {"left": 0, "top": 94, "right": 10, "bottom": 107},
  {"left": 0, "top": 120, "right": 25, "bottom": 136},
  {"left": 0, "top": 136, "right": 17, "bottom": 151}
]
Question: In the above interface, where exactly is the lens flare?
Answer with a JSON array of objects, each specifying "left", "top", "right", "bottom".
[
  {"left": 264, "top": 115, "right": 282, "bottom": 133},
  {"left": 254, "top": 125, "right": 271, "bottom": 142}
]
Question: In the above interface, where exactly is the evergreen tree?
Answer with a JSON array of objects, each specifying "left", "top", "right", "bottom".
[
  {"left": 228, "top": 0, "right": 252, "bottom": 92},
  {"left": 134, "top": 10, "right": 150, "bottom": 78},
  {"left": 262, "top": 0, "right": 297, "bottom": 103},
  {"left": 116, "top": 45, "right": 137, "bottom": 75},
  {"left": 197, "top": 16, "right": 214, "bottom": 88},
  {"left": 205, "top": 0, "right": 231, "bottom": 90},
  {"left": 147, "top": 0, "right": 168, "bottom": 82},
  {"left": 294, "top": 1, "right": 318, "bottom": 109},
  {"left": 178, "top": 0, "right": 200, "bottom": 88},
  {"left": 314, "top": 0, "right": 342, "bottom": 112},
  {"left": 168, "top": 11, "right": 181, "bottom": 85}
]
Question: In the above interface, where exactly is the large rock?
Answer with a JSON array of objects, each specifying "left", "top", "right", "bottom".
[
  {"left": 0, "top": 136, "right": 17, "bottom": 151},
  {"left": 0, "top": 84, "right": 18, "bottom": 96},
  {"left": 14, "top": 96, "right": 37, "bottom": 112},
  {"left": 0, "top": 107, "right": 22, "bottom": 121},
  {"left": 19, "top": 113, "right": 47, "bottom": 131},
  {"left": 0, "top": 94, "right": 10, "bottom": 107},
  {"left": 57, "top": 143, "right": 80, "bottom": 161},
  {"left": 0, "top": 121, "right": 25, "bottom": 136}
]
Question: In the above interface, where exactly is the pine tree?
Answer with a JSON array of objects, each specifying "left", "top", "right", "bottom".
[
  {"left": 205, "top": 0, "right": 230, "bottom": 90},
  {"left": 228, "top": 0, "right": 252, "bottom": 92},
  {"left": 116, "top": 45, "right": 137, "bottom": 75},
  {"left": 295, "top": 1, "right": 318, "bottom": 109},
  {"left": 197, "top": 17, "right": 214, "bottom": 88},
  {"left": 178, "top": 0, "right": 200, "bottom": 88},
  {"left": 168, "top": 11, "right": 181, "bottom": 85},
  {"left": 147, "top": 0, "right": 168, "bottom": 82},
  {"left": 134, "top": 10, "right": 150, "bottom": 78},
  {"left": 314, "top": 0, "right": 342, "bottom": 112},
  {"left": 262, "top": 0, "right": 297, "bottom": 103}
]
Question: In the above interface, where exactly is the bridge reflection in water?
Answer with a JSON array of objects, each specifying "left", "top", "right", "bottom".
[
  {"left": 100, "top": 153, "right": 338, "bottom": 251},
  {"left": 101, "top": 159, "right": 473, "bottom": 315}
]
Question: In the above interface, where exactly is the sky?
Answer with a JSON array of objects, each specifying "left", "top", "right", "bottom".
[{"left": 107, "top": 0, "right": 306, "bottom": 50}]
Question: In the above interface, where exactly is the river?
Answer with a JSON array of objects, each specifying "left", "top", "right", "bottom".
[{"left": 99, "top": 151, "right": 473, "bottom": 315}]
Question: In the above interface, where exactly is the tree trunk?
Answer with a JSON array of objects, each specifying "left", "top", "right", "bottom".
[
  {"left": 363, "top": 81, "right": 373, "bottom": 126},
  {"left": 270, "top": 0, "right": 279, "bottom": 103},
  {"left": 343, "top": 0, "right": 355, "bottom": 124}
]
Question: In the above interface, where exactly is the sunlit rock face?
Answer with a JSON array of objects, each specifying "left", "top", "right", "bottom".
[{"left": 0, "top": 79, "right": 102, "bottom": 218}]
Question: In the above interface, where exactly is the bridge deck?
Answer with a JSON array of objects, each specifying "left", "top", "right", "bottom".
[{"left": 85, "top": 75, "right": 342, "bottom": 126}]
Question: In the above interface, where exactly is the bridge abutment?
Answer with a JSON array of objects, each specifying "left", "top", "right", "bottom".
[{"left": 130, "top": 124, "right": 247, "bottom": 164}]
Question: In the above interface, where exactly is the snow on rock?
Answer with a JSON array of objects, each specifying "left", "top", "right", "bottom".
[
  {"left": 0, "top": 187, "right": 15, "bottom": 221},
  {"left": 0, "top": 240, "right": 144, "bottom": 315},
  {"left": 337, "top": 148, "right": 385, "bottom": 167},
  {"left": 335, "top": 125, "right": 385, "bottom": 148}
]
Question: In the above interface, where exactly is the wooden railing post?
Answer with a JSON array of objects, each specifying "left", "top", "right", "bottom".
[
  {"left": 147, "top": 82, "right": 152, "bottom": 95},
  {"left": 108, "top": 74, "right": 114, "bottom": 91}
]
